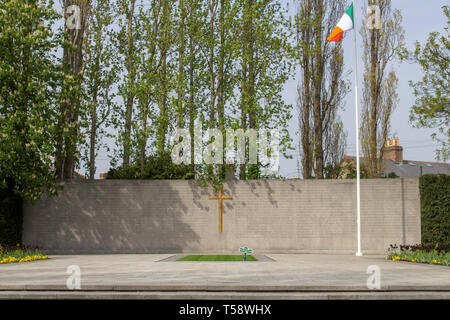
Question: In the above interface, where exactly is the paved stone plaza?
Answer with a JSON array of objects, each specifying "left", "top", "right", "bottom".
[{"left": 0, "top": 254, "right": 449, "bottom": 299}]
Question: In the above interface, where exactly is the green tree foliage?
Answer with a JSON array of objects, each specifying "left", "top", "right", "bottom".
[
  {"left": 406, "top": 6, "right": 449, "bottom": 161},
  {"left": 386, "top": 171, "right": 398, "bottom": 178},
  {"left": 0, "top": 0, "right": 295, "bottom": 207},
  {"left": 0, "top": 0, "right": 63, "bottom": 201},
  {"left": 107, "top": 151, "right": 193, "bottom": 179},
  {"left": 103, "top": 0, "right": 294, "bottom": 187}
]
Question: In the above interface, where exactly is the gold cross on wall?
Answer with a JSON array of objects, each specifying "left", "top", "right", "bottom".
[{"left": 209, "top": 187, "right": 233, "bottom": 233}]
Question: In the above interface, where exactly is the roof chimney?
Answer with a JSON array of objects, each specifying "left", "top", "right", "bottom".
[{"left": 383, "top": 138, "right": 403, "bottom": 163}]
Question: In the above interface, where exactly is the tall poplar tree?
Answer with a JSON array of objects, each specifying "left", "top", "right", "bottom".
[
  {"left": 296, "top": 0, "right": 349, "bottom": 179},
  {"left": 237, "top": 0, "right": 294, "bottom": 179},
  {"left": 55, "top": 0, "right": 90, "bottom": 179},
  {"left": 155, "top": 0, "right": 175, "bottom": 155},
  {"left": 360, "top": 0, "right": 404, "bottom": 177},
  {"left": 81, "top": 0, "right": 118, "bottom": 179}
]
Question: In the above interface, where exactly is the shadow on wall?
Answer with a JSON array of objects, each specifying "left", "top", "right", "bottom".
[
  {"left": 226, "top": 179, "right": 291, "bottom": 208},
  {"left": 189, "top": 180, "right": 211, "bottom": 212},
  {"left": 201, "top": 179, "right": 303, "bottom": 215},
  {"left": 23, "top": 180, "right": 200, "bottom": 253}
]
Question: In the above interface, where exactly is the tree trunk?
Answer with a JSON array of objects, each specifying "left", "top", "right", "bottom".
[
  {"left": 218, "top": 0, "right": 225, "bottom": 134},
  {"left": 239, "top": 0, "right": 251, "bottom": 179},
  {"left": 89, "top": 103, "right": 97, "bottom": 180},
  {"left": 157, "top": 53, "right": 168, "bottom": 154},
  {"left": 208, "top": 0, "right": 216, "bottom": 129},
  {"left": 301, "top": 58, "right": 312, "bottom": 178},
  {"left": 123, "top": 0, "right": 136, "bottom": 166},
  {"left": 139, "top": 98, "right": 149, "bottom": 174},
  {"left": 299, "top": 0, "right": 313, "bottom": 179},
  {"left": 369, "top": 25, "right": 378, "bottom": 177},
  {"left": 89, "top": 21, "right": 104, "bottom": 180},
  {"left": 177, "top": 0, "right": 185, "bottom": 128},
  {"left": 188, "top": 1, "right": 197, "bottom": 173},
  {"left": 312, "top": 1, "right": 324, "bottom": 179},
  {"left": 157, "top": 0, "right": 170, "bottom": 155},
  {"left": 57, "top": 0, "right": 90, "bottom": 180}
]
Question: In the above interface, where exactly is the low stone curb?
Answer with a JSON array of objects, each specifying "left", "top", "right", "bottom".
[
  {"left": 0, "top": 290, "right": 449, "bottom": 300},
  {"left": 1, "top": 284, "right": 449, "bottom": 292}
]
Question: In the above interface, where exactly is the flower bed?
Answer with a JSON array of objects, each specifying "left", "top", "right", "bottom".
[
  {"left": 386, "top": 244, "right": 449, "bottom": 266},
  {"left": 0, "top": 245, "right": 49, "bottom": 264}
]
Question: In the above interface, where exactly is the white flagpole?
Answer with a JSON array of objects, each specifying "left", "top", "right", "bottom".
[{"left": 353, "top": 0, "right": 363, "bottom": 257}]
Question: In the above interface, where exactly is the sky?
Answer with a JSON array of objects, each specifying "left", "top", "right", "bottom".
[
  {"left": 278, "top": 0, "right": 449, "bottom": 178},
  {"left": 73, "top": 0, "right": 449, "bottom": 178}
]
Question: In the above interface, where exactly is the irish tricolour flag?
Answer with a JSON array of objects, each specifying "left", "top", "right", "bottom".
[{"left": 327, "top": 3, "right": 354, "bottom": 42}]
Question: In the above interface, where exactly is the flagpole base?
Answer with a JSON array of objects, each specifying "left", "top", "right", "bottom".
[{"left": 356, "top": 252, "right": 363, "bottom": 257}]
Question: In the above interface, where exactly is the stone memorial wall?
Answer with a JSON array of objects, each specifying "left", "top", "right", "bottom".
[{"left": 22, "top": 179, "right": 421, "bottom": 254}]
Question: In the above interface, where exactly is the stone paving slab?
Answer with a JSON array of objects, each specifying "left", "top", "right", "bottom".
[{"left": 0, "top": 254, "right": 448, "bottom": 299}]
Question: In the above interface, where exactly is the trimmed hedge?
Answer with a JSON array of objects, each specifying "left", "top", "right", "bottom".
[
  {"left": 0, "top": 184, "right": 23, "bottom": 246},
  {"left": 419, "top": 174, "right": 450, "bottom": 246}
]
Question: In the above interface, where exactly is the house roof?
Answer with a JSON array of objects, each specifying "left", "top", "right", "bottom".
[
  {"left": 73, "top": 171, "right": 86, "bottom": 180},
  {"left": 342, "top": 155, "right": 450, "bottom": 178}
]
